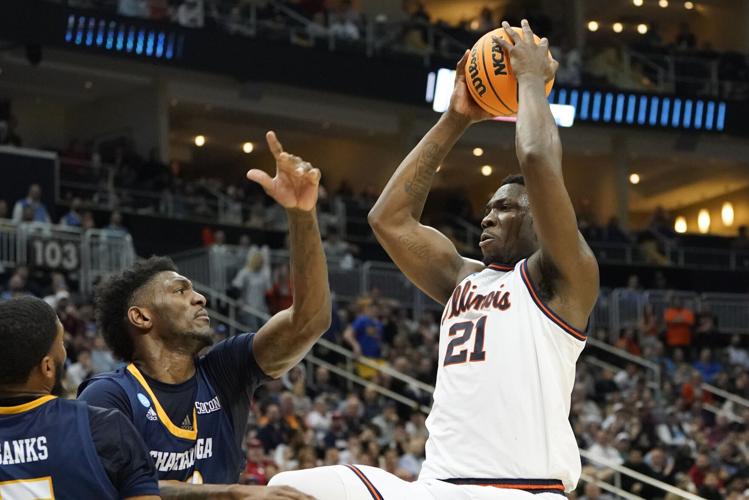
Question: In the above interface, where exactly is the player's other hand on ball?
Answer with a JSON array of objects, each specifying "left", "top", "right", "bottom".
[
  {"left": 228, "top": 484, "right": 316, "bottom": 499},
  {"left": 496, "top": 19, "right": 558, "bottom": 84},
  {"left": 447, "top": 50, "right": 493, "bottom": 125},
  {"left": 247, "top": 131, "right": 321, "bottom": 212}
]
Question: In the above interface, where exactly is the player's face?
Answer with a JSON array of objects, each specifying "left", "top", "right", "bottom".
[
  {"left": 150, "top": 271, "right": 213, "bottom": 352},
  {"left": 479, "top": 184, "right": 538, "bottom": 265}
]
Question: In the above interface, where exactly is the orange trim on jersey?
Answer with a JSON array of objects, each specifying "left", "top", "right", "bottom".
[
  {"left": 487, "top": 263, "right": 514, "bottom": 272},
  {"left": 344, "top": 465, "right": 383, "bottom": 500},
  {"left": 487, "top": 483, "right": 565, "bottom": 491},
  {"left": 520, "top": 260, "right": 587, "bottom": 342},
  {"left": 0, "top": 395, "right": 56, "bottom": 414}
]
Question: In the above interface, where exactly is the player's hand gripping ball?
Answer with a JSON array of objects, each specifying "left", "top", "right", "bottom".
[{"left": 465, "top": 20, "right": 556, "bottom": 117}]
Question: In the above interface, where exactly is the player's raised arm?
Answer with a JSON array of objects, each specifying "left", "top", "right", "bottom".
[
  {"left": 246, "top": 131, "right": 332, "bottom": 379},
  {"left": 497, "top": 20, "right": 599, "bottom": 324},
  {"left": 368, "top": 52, "right": 489, "bottom": 305}
]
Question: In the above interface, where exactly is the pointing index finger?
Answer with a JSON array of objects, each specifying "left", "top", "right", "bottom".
[{"left": 266, "top": 131, "right": 284, "bottom": 159}]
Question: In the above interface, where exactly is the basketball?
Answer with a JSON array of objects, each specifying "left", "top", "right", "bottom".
[{"left": 465, "top": 27, "right": 555, "bottom": 117}]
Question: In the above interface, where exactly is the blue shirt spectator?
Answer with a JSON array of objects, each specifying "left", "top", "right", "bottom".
[
  {"left": 60, "top": 198, "right": 83, "bottom": 227},
  {"left": 344, "top": 301, "right": 384, "bottom": 359},
  {"left": 692, "top": 348, "right": 722, "bottom": 383},
  {"left": 12, "top": 184, "right": 50, "bottom": 223}
]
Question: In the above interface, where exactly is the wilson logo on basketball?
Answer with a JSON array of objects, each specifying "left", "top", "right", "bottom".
[
  {"left": 442, "top": 280, "right": 511, "bottom": 323},
  {"left": 468, "top": 46, "right": 487, "bottom": 97},
  {"left": 491, "top": 36, "right": 508, "bottom": 76}
]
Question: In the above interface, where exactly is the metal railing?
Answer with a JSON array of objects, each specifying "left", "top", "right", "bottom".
[{"left": 0, "top": 221, "right": 135, "bottom": 293}]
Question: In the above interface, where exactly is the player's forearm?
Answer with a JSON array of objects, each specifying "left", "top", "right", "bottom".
[
  {"left": 286, "top": 208, "right": 331, "bottom": 334},
  {"left": 368, "top": 111, "right": 470, "bottom": 227},
  {"left": 515, "top": 76, "right": 562, "bottom": 173},
  {"left": 158, "top": 481, "right": 233, "bottom": 499}
]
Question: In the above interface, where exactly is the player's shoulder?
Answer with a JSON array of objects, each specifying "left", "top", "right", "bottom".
[
  {"left": 77, "top": 367, "right": 129, "bottom": 397},
  {"left": 77, "top": 368, "right": 134, "bottom": 418}
]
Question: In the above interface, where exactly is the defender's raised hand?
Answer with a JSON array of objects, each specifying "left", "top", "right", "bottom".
[
  {"left": 247, "top": 131, "right": 321, "bottom": 212},
  {"left": 495, "top": 19, "right": 558, "bottom": 83}
]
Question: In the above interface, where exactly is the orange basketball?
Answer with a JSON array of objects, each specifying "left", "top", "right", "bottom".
[{"left": 465, "top": 27, "right": 554, "bottom": 117}]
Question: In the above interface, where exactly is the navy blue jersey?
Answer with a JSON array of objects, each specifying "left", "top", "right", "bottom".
[
  {"left": 0, "top": 396, "right": 157, "bottom": 499},
  {"left": 78, "top": 333, "right": 269, "bottom": 484}
]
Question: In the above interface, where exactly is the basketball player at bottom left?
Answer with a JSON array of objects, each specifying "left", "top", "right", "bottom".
[{"left": 0, "top": 295, "right": 160, "bottom": 500}]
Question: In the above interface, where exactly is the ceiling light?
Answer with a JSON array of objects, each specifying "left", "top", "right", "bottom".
[
  {"left": 637, "top": 24, "right": 649, "bottom": 34},
  {"left": 613, "top": 23, "right": 624, "bottom": 33},
  {"left": 242, "top": 142, "right": 254, "bottom": 154},
  {"left": 629, "top": 173, "right": 640, "bottom": 184},
  {"left": 587, "top": 21, "right": 599, "bottom": 32},
  {"left": 481, "top": 165, "right": 493, "bottom": 176},
  {"left": 659, "top": 0, "right": 669, "bottom": 6},
  {"left": 633, "top": 0, "right": 643, "bottom": 6},
  {"left": 674, "top": 216, "right": 687, "bottom": 233},
  {"left": 194, "top": 135, "right": 206, "bottom": 147},
  {"left": 698, "top": 209, "right": 711, "bottom": 234},
  {"left": 721, "top": 202, "right": 734, "bottom": 227},
  {"left": 472, "top": 147, "right": 484, "bottom": 157}
]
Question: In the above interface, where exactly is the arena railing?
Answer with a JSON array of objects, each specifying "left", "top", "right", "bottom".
[{"left": 0, "top": 221, "right": 136, "bottom": 293}]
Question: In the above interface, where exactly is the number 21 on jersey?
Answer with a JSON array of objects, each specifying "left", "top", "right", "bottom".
[{"left": 444, "top": 316, "right": 487, "bottom": 366}]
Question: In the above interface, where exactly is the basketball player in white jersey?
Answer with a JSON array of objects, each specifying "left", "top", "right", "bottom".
[{"left": 269, "top": 20, "right": 599, "bottom": 499}]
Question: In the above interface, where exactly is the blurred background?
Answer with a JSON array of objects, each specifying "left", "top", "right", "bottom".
[{"left": 1, "top": 0, "right": 749, "bottom": 498}]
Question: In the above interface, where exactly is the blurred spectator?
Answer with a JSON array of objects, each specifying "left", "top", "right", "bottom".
[
  {"left": 103, "top": 210, "right": 130, "bottom": 238},
  {"left": 602, "top": 216, "right": 629, "bottom": 243},
  {"left": 0, "top": 273, "right": 29, "bottom": 301},
  {"left": 579, "top": 482, "right": 615, "bottom": 500},
  {"left": 175, "top": 0, "right": 204, "bottom": 27},
  {"left": 640, "top": 303, "right": 661, "bottom": 342},
  {"left": 322, "top": 228, "right": 356, "bottom": 262},
  {"left": 90, "top": 335, "right": 117, "bottom": 374},
  {"left": 118, "top": 0, "right": 149, "bottom": 17},
  {"left": 0, "top": 199, "right": 8, "bottom": 220},
  {"left": 726, "top": 335, "right": 749, "bottom": 369},
  {"left": 266, "top": 263, "right": 293, "bottom": 315},
  {"left": 59, "top": 197, "right": 83, "bottom": 227},
  {"left": 0, "top": 114, "right": 22, "bottom": 146},
  {"left": 343, "top": 298, "right": 384, "bottom": 379},
  {"left": 65, "top": 349, "right": 94, "bottom": 389},
  {"left": 258, "top": 404, "right": 292, "bottom": 453},
  {"left": 242, "top": 437, "right": 274, "bottom": 485},
  {"left": 692, "top": 348, "right": 722, "bottom": 383},
  {"left": 328, "top": 0, "right": 362, "bottom": 40},
  {"left": 615, "top": 328, "right": 642, "bottom": 356},
  {"left": 732, "top": 225, "right": 749, "bottom": 251},
  {"left": 664, "top": 296, "right": 695, "bottom": 355},
  {"left": 401, "top": 0, "right": 430, "bottom": 53},
  {"left": 81, "top": 211, "right": 96, "bottom": 230},
  {"left": 675, "top": 22, "right": 697, "bottom": 51},
  {"left": 232, "top": 245, "right": 271, "bottom": 329},
  {"left": 12, "top": 184, "right": 50, "bottom": 223}
]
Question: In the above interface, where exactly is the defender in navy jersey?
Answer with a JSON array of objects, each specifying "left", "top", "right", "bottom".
[
  {"left": 79, "top": 131, "right": 329, "bottom": 500},
  {"left": 0, "top": 296, "right": 159, "bottom": 500}
]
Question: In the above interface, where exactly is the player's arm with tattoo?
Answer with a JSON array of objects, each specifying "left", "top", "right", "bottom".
[
  {"left": 247, "top": 132, "right": 332, "bottom": 378},
  {"left": 497, "top": 20, "right": 599, "bottom": 328},
  {"left": 368, "top": 52, "right": 490, "bottom": 304}
]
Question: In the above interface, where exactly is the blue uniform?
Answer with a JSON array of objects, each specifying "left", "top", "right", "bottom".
[
  {"left": 0, "top": 395, "right": 157, "bottom": 499},
  {"left": 79, "top": 332, "right": 267, "bottom": 484}
]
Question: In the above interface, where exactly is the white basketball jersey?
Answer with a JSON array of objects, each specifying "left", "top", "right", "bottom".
[{"left": 419, "top": 259, "right": 586, "bottom": 492}]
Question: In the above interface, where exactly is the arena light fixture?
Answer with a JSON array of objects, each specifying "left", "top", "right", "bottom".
[
  {"left": 473, "top": 147, "right": 484, "bottom": 157},
  {"left": 637, "top": 24, "right": 649, "bottom": 34},
  {"left": 721, "top": 202, "right": 734, "bottom": 227},
  {"left": 633, "top": 0, "right": 644, "bottom": 6},
  {"left": 684, "top": 1, "right": 694, "bottom": 9},
  {"left": 613, "top": 23, "right": 624, "bottom": 33},
  {"left": 587, "top": 21, "right": 599, "bottom": 32},
  {"left": 629, "top": 173, "right": 640, "bottom": 184},
  {"left": 674, "top": 216, "right": 687, "bottom": 233},
  {"left": 242, "top": 142, "right": 254, "bottom": 154},
  {"left": 698, "top": 209, "right": 711, "bottom": 233},
  {"left": 194, "top": 135, "right": 206, "bottom": 147},
  {"left": 659, "top": 0, "right": 669, "bottom": 7},
  {"left": 481, "top": 165, "right": 493, "bottom": 176},
  {"left": 436, "top": 165, "right": 442, "bottom": 173}
]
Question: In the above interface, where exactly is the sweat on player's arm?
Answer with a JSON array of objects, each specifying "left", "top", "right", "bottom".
[
  {"left": 496, "top": 19, "right": 599, "bottom": 327},
  {"left": 247, "top": 131, "right": 332, "bottom": 378},
  {"left": 368, "top": 51, "right": 488, "bottom": 305}
]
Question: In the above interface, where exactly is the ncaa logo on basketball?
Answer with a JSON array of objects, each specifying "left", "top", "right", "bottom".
[
  {"left": 491, "top": 36, "right": 508, "bottom": 75},
  {"left": 137, "top": 393, "right": 151, "bottom": 408},
  {"left": 468, "top": 46, "right": 487, "bottom": 97}
]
